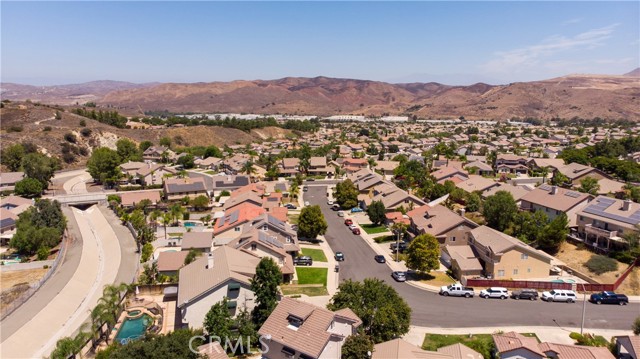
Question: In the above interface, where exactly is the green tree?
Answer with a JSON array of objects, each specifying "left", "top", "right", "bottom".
[
  {"left": 51, "top": 326, "right": 91, "bottom": 359},
  {"left": 251, "top": 257, "right": 282, "bottom": 327},
  {"left": 95, "top": 328, "right": 205, "bottom": 359},
  {"left": 87, "top": 147, "right": 122, "bottom": 185},
  {"left": 1, "top": 143, "right": 25, "bottom": 171},
  {"left": 22, "top": 152, "right": 57, "bottom": 188},
  {"left": 550, "top": 171, "right": 570, "bottom": 186},
  {"left": 141, "top": 242, "right": 154, "bottom": 263},
  {"left": 510, "top": 210, "right": 548, "bottom": 244},
  {"left": 465, "top": 192, "right": 482, "bottom": 212},
  {"left": 190, "top": 195, "right": 210, "bottom": 211},
  {"left": 366, "top": 200, "right": 386, "bottom": 225},
  {"left": 204, "top": 145, "right": 223, "bottom": 158},
  {"left": 405, "top": 234, "right": 440, "bottom": 273},
  {"left": 335, "top": 179, "right": 359, "bottom": 209},
  {"left": 241, "top": 161, "right": 256, "bottom": 176},
  {"left": 235, "top": 308, "right": 258, "bottom": 354},
  {"left": 14, "top": 178, "right": 43, "bottom": 198},
  {"left": 579, "top": 177, "right": 600, "bottom": 195},
  {"left": 204, "top": 297, "right": 234, "bottom": 340},
  {"left": 297, "top": 205, "right": 328, "bottom": 239},
  {"left": 539, "top": 213, "right": 569, "bottom": 253},
  {"left": 482, "top": 190, "right": 518, "bottom": 232},
  {"left": 116, "top": 138, "right": 142, "bottom": 162},
  {"left": 177, "top": 153, "right": 195, "bottom": 169},
  {"left": 341, "top": 333, "right": 374, "bottom": 359},
  {"left": 184, "top": 249, "right": 200, "bottom": 265},
  {"left": 159, "top": 137, "right": 172, "bottom": 148},
  {"left": 328, "top": 278, "right": 411, "bottom": 343},
  {"left": 139, "top": 140, "right": 153, "bottom": 152},
  {"left": 633, "top": 316, "right": 640, "bottom": 335}
]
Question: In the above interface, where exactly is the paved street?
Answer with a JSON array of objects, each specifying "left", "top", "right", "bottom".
[{"left": 304, "top": 186, "right": 640, "bottom": 330}]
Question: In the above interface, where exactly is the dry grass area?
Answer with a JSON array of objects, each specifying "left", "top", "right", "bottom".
[
  {"left": 555, "top": 242, "right": 638, "bottom": 292},
  {"left": 0, "top": 268, "right": 48, "bottom": 291},
  {"left": 415, "top": 271, "right": 456, "bottom": 287}
]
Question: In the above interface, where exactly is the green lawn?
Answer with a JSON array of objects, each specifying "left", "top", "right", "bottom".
[
  {"left": 422, "top": 333, "right": 539, "bottom": 359},
  {"left": 167, "top": 233, "right": 183, "bottom": 237},
  {"left": 288, "top": 214, "right": 299, "bottom": 225},
  {"left": 281, "top": 285, "right": 329, "bottom": 297},
  {"left": 361, "top": 224, "right": 389, "bottom": 235},
  {"left": 296, "top": 267, "right": 328, "bottom": 285},
  {"left": 204, "top": 170, "right": 216, "bottom": 175},
  {"left": 374, "top": 235, "right": 395, "bottom": 243},
  {"left": 301, "top": 248, "right": 328, "bottom": 262}
]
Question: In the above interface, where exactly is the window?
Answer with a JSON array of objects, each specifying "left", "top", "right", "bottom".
[
  {"left": 234, "top": 227, "right": 241, "bottom": 232},
  {"left": 579, "top": 216, "right": 584, "bottom": 221},
  {"left": 528, "top": 268, "right": 531, "bottom": 273},
  {"left": 497, "top": 270, "right": 505, "bottom": 277},
  {"left": 556, "top": 210, "right": 560, "bottom": 215},
  {"left": 451, "top": 237, "right": 456, "bottom": 242},
  {"left": 281, "top": 346, "right": 296, "bottom": 358},
  {"left": 262, "top": 225, "right": 268, "bottom": 231},
  {"left": 513, "top": 269, "right": 519, "bottom": 275},
  {"left": 286, "top": 237, "right": 292, "bottom": 243},
  {"left": 521, "top": 253, "right": 528, "bottom": 260},
  {"left": 251, "top": 244, "right": 257, "bottom": 251}
]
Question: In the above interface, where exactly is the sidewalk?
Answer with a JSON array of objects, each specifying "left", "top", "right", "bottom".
[{"left": 403, "top": 325, "right": 634, "bottom": 347}]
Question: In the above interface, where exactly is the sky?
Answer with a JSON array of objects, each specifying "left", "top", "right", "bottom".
[{"left": 1, "top": 1, "right": 638, "bottom": 86}]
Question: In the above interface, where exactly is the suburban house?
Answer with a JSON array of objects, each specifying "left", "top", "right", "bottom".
[
  {"left": 181, "top": 232, "right": 214, "bottom": 253},
  {"left": 210, "top": 175, "right": 252, "bottom": 193},
  {"left": 164, "top": 177, "right": 208, "bottom": 201},
  {"left": 373, "top": 160, "right": 400, "bottom": 179},
  {"left": 463, "top": 160, "right": 494, "bottom": 176},
  {"left": 221, "top": 154, "right": 253, "bottom": 175},
  {"left": 258, "top": 297, "right": 362, "bottom": 359},
  {"left": 372, "top": 338, "right": 482, "bottom": 359},
  {"left": 349, "top": 170, "right": 388, "bottom": 193},
  {"left": 213, "top": 203, "right": 266, "bottom": 244},
  {"left": 556, "top": 162, "right": 609, "bottom": 185},
  {"left": 407, "top": 204, "right": 478, "bottom": 246},
  {"left": 493, "top": 332, "right": 614, "bottom": 359},
  {"left": 197, "top": 342, "right": 230, "bottom": 359},
  {"left": 0, "top": 208, "right": 18, "bottom": 235},
  {"left": 482, "top": 184, "right": 532, "bottom": 205},
  {"left": 120, "top": 161, "right": 147, "bottom": 178},
  {"left": 157, "top": 251, "right": 189, "bottom": 277},
  {"left": 143, "top": 146, "right": 175, "bottom": 162},
  {"left": 575, "top": 196, "right": 640, "bottom": 252},
  {"left": 465, "top": 226, "right": 553, "bottom": 280},
  {"left": 342, "top": 158, "right": 369, "bottom": 173},
  {"left": 280, "top": 158, "right": 300, "bottom": 177},
  {"left": 615, "top": 335, "right": 640, "bottom": 359},
  {"left": 495, "top": 154, "right": 529, "bottom": 174},
  {"left": 195, "top": 157, "right": 222, "bottom": 170},
  {"left": 136, "top": 164, "right": 173, "bottom": 186},
  {"left": 178, "top": 246, "right": 260, "bottom": 329},
  {"left": 370, "top": 187, "right": 425, "bottom": 212},
  {"left": 226, "top": 228, "right": 295, "bottom": 282},
  {"left": 431, "top": 166, "right": 469, "bottom": 184},
  {"left": 236, "top": 213, "right": 299, "bottom": 254},
  {"left": 308, "top": 156, "right": 331, "bottom": 176},
  {"left": 455, "top": 175, "right": 499, "bottom": 194},
  {"left": 0, "top": 172, "right": 24, "bottom": 192},
  {"left": 0, "top": 195, "right": 33, "bottom": 216},
  {"left": 118, "top": 190, "right": 162, "bottom": 209},
  {"left": 223, "top": 191, "right": 263, "bottom": 211},
  {"left": 520, "top": 184, "right": 592, "bottom": 226}
]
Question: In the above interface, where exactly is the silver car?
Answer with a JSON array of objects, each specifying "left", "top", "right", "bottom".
[{"left": 391, "top": 271, "right": 407, "bottom": 282}]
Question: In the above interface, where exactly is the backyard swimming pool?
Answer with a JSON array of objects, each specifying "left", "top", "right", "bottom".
[
  {"left": 115, "top": 314, "right": 153, "bottom": 344},
  {"left": 552, "top": 279, "right": 577, "bottom": 283},
  {"left": 183, "top": 222, "right": 198, "bottom": 227}
]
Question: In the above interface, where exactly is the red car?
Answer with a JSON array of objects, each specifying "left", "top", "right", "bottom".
[
  {"left": 352, "top": 228, "right": 361, "bottom": 235},
  {"left": 344, "top": 219, "right": 353, "bottom": 226}
]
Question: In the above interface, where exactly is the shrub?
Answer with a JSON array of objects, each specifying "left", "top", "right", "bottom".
[
  {"left": 610, "top": 250, "right": 638, "bottom": 265},
  {"left": 43, "top": 126, "right": 52, "bottom": 132},
  {"left": 37, "top": 246, "right": 50, "bottom": 260},
  {"left": 633, "top": 316, "right": 640, "bottom": 335},
  {"left": 7, "top": 125, "right": 23, "bottom": 133},
  {"left": 62, "top": 152, "right": 76, "bottom": 164},
  {"left": 64, "top": 133, "right": 77, "bottom": 143},
  {"left": 79, "top": 119, "right": 86, "bottom": 127},
  {"left": 585, "top": 255, "right": 618, "bottom": 275},
  {"left": 80, "top": 128, "right": 92, "bottom": 137}
]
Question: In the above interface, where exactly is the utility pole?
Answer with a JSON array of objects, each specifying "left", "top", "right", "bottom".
[
  {"left": 580, "top": 283, "right": 587, "bottom": 335},
  {"left": 395, "top": 229, "right": 400, "bottom": 262}
]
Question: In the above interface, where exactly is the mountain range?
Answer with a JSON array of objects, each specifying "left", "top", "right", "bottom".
[{"left": 2, "top": 69, "right": 639, "bottom": 120}]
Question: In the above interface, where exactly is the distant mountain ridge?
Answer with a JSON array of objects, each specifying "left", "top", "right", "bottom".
[{"left": 2, "top": 70, "right": 639, "bottom": 120}]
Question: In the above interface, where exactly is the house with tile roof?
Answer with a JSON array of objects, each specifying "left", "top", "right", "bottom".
[
  {"left": 463, "top": 160, "right": 494, "bottom": 176},
  {"left": 118, "top": 190, "right": 162, "bottom": 209},
  {"left": 308, "top": 156, "right": 331, "bottom": 176},
  {"left": 0, "top": 195, "right": 33, "bottom": 216},
  {"left": 0, "top": 172, "right": 24, "bottom": 192},
  {"left": 157, "top": 250, "right": 189, "bottom": 276},
  {"left": 520, "top": 184, "right": 592, "bottom": 226},
  {"left": 178, "top": 246, "right": 260, "bottom": 329},
  {"left": 181, "top": 232, "right": 214, "bottom": 253},
  {"left": 408, "top": 204, "right": 478, "bottom": 246},
  {"left": 195, "top": 156, "right": 222, "bottom": 170},
  {"left": 495, "top": 154, "right": 529, "bottom": 174},
  {"left": 493, "top": 332, "right": 615, "bottom": 359},
  {"left": 455, "top": 175, "right": 499, "bottom": 194},
  {"left": 615, "top": 335, "right": 640, "bottom": 359},
  {"left": 575, "top": 196, "right": 640, "bottom": 252},
  {"left": 279, "top": 158, "right": 300, "bottom": 177},
  {"left": 213, "top": 203, "right": 266, "bottom": 244},
  {"left": 431, "top": 166, "right": 469, "bottom": 184},
  {"left": 164, "top": 177, "right": 208, "bottom": 201},
  {"left": 556, "top": 162, "right": 609, "bottom": 185},
  {"left": 258, "top": 297, "right": 361, "bottom": 359}
]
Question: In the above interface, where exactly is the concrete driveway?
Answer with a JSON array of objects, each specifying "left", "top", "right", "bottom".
[{"left": 304, "top": 185, "right": 640, "bottom": 330}]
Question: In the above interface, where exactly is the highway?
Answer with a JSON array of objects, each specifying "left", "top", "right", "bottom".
[{"left": 304, "top": 185, "right": 639, "bottom": 330}]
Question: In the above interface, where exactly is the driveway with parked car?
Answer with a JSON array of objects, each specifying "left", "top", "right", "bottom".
[{"left": 304, "top": 185, "right": 638, "bottom": 329}]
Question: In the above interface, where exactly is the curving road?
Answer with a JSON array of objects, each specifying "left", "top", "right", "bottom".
[{"left": 304, "top": 185, "right": 639, "bottom": 330}]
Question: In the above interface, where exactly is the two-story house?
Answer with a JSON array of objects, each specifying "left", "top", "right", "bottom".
[
  {"left": 575, "top": 196, "right": 640, "bottom": 252},
  {"left": 407, "top": 204, "right": 478, "bottom": 246},
  {"left": 495, "top": 154, "right": 528, "bottom": 174},
  {"left": 164, "top": 177, "right": 208, "bottom": 201},
  {"left": 520, "top": 184, "right": 592, "bottom": 226}
]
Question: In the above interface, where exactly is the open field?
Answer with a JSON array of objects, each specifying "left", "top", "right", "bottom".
[{"left": 1, "top": 268, "right": 48, "bottom": 291}]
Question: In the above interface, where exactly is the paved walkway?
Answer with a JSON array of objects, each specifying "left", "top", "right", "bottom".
[
  {"left": 62, "top": 171, "right": 91, "bottom": 194},
  {"left": 0, "top": 206, "right": 122, "bottom": 359}
]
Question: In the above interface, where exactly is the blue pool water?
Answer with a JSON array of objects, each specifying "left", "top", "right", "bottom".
[
  {"left": 184, "top": 222, "right": 197, "bottom": 227},
  {"left": 115, "top": 314, "right": 152, "bottom": 344},
  {"left": 552, "top": 279, "right": 577, "bottom": 283}
]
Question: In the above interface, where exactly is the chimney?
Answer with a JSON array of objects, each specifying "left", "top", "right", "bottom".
[
  {"left": 623, "top": 199, "right": 632, "bottom": 211},
  {"left": 207, "top": 253, "right": 214, "bottom": 269},
  {"left": 459, "top": 208, "right": 466, "bottom": 217},
  {"left": 551, "top": 186, "right": 558, "bottom": 195}
]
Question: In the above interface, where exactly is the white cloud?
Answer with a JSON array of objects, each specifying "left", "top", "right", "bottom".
[
  {"left": 480, "top": 24, "right": 619, "bottom": 74},
  {"left": 563, "top": 18, "right": 582, "bottom": 25}
]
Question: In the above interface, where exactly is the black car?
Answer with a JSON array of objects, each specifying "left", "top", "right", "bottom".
[
  {"left": 390, "top": 242, "right": 408, "bottom": 253},
  {"left": 511, "top": 289, "right": 539, "bottom": 301},
  {"left": 590, "top": 291, "right": 629, "bottom": 305},
  {"left": 293, "top": 256, "right": 313, "bottom": 266},
  {"left": 284, "top": 203, "right": 297, "bottom": 209},
  {"left": 374, "top": 255, "right": 386, "bottom": 263}
]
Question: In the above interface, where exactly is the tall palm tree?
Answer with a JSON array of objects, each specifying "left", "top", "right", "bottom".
[
  {"left": 241, "top": 161, "right": 256, "bottom": 176},
  {"left": 91, "top": 303, "right": 115, "bottom": 346},
  {"left": 289, "top": 183, "right": 300, "bottom": 200},
  {"left": 162, "top": 213, "right": 172, "bottom": 239},
  {"left": 51, "top": 327, "right": 91, "bottom": 359},
  {"left": 170, "top": 204, "right": 184, "bottom": 225}
]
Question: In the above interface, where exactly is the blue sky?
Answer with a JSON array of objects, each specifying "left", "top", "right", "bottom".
[{"left": 1, "top": 1, "right": 638, "bottom": 85}]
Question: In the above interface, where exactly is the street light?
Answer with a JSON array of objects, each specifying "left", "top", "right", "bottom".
[
  {"left": 395, "top": 229, "right": 400, "bottom": 262},
  {"left": 580, "top": 283, "right": 587, "bottom": 335}
]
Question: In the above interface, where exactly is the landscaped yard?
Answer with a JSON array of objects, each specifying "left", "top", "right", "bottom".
[
  {"left": 280, "top": 284, "right": 329, "bottom": 297},
  {"left": 301, "top": 248, "right": 327, "bottom": 262},
  {"left": 167, "top": 233, "right": 183, "bottom": 238},
  {"left": 361, "top": 224, "right": 390, "bottom": 235},
  {"left": 288, "top": 214, "right": 299, "bottom": 225},
  {"left": 415, "top": 271, "right": 456, "bottom": 287},
  {"left": 204, "top": 170, "right": 216, "bottom": 175},
  {"left": 296, "top": 267, "right": 328, "bottom": 285},
  {"left": 422, "top": 333, "right": 539, "bottom": 359}
]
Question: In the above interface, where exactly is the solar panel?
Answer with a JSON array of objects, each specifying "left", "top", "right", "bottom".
[
  {"left": 229, "top": 211, "right": 239, "bottom": 224},
  {"left": 565, "top": 191, "right": 582, "bottom": 198},
  {"left": 583, "top": 198, "right": 640, "bottom": 226},
  {"left": 258, "top": 232, "right": 284, "bottom": 248},
  {"left": 267, "top": 215, "right": 285, "bottom": 228},
  {"left": 539, "top": 184, "right": 552, "bottom": 191}
]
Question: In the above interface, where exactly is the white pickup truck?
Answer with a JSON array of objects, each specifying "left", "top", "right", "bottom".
[{"left": 439, "top": 284, "right": 475, "bottom": 298}]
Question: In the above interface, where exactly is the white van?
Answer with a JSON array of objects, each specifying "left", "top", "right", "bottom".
[{"left": 541, "top": 289, "right": 577, "bottom": 303}]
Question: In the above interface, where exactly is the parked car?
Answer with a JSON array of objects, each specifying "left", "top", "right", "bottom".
[
  {"left": 351, "top": 207, "right": 364, "bottom": 213},
  {"left": 293, "top": 256, "right": 313, "bottom": 266},
  {"left": 303, "top": 186, "right": 309, "bottom": 192},
  {"left": 337, "top": 211, "right": 345, "bottom": 217},
  {"left": 327, "top": 200, "right": 334, "bottom": 205},
  {"left": 304, "top": 201, "right": 310, "bottom": 206},
  {"left": 284, "top": 203, "right": 297, "bottom": 209},
  {"left": 541, "top": 289, "right": 577, "bottom": 303},
  {"left": 390, "top": 242, "right": 408, "bottom": 253},
  {"left": 352, "top": 228, "right": 361, "bottom": 235},
  {"left": 439, "top": 284, "right": 474, "bottom": 298},
  {"left": 344, "top": 219, "right": 353, "bottom": 226},
  {"left": 511, "top": 289, "right": 539, "bottom": 301},
  {"left": 348, "top": 224, "right": 357, "bottom": 230},
  {"left": 374, "top": 255, "right": 386, "bottom": 263},
  {"left": 589, "top": 291, "right": 628, "bottom": 305},
  {"left": 332, "top": 204, "right": 341, "bottom": 211},
  {"left": 335, "top": 252, "right": 345, "bottom": 261},
  {"left": 480, "top": 287, "right": 509, "bottom": 299},
  {"left": 391, "top": 271, "right": 407, "bottom": 282}
]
